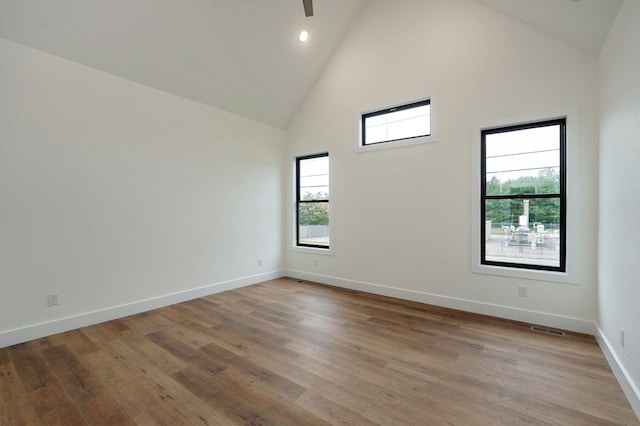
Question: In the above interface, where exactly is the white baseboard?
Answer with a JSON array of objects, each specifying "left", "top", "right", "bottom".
[
  {"left": 594, "top": 326, "right": 640, "bottom": 420},
  {"left": 286, "top": 270, "right": 638, "bottom": 420},
  {"left": 0, "top": 270, "right": 286, "bottom": 348},
  {"left": 5, "top": 268, "right": 635, "bottom": 420},
  {"left": 286, "top": 269, "right": 595, "bottom": 334}
]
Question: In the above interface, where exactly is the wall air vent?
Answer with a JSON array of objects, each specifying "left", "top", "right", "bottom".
[{"left": 531, "top": 326, "right": 565, "bottom": 337}]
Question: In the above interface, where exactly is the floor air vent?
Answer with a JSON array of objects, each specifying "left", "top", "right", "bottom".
[{"left": 531, "top": 326, "right": 565, "bottom": 337}]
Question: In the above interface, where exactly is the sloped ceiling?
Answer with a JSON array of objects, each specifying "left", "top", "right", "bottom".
[
  {"left": 0, "top": 0, "right": 366, "bottom": 128},
  {"left": 479, "top": 0, "right": 622, "bottom": 57},
  {"left": 0, "top": 0, "right": 622, "bottom": 129}
]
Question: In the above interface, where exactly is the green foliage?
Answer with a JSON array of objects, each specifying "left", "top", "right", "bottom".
[
  {"left": 485, "top": 168, "right": 560, "bottom": 226},
  {"left": 299, "top": 191, "right": 329, "bottom": 225},
  {"left": 486, "top": 168, "right": 559, "bottom": 196}
]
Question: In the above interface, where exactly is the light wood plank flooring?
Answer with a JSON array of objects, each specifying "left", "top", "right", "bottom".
[{"left": 1, "top": 277, "right": 638, "bottom": 425}]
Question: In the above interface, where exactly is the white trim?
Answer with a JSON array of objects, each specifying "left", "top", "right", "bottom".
[
  {"left": 0, "top": 270, "right": 286, "bottom": 348},
  {"left": 356, "top": 134, "right": 437, "bottom": 152},
  {"left": 594, "top": 326, "right": 640, "bottom": 420},
  {"left": 290, "top": 245, "right": 334, "bottom": 256},
  {"left": 470, "top": 108, "right": 580, "bottom": 284},
  {"left": 290, "top": 151, "right": 335, "bottom": 255},
  {"left": 356, "top": 93, "right": 438, "bottom": 153},
  {"left": 285, "top": 269, "right": 595, "bottom": 334}
]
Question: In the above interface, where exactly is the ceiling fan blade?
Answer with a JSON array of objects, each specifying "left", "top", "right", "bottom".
[{"left": 303, "top": 0, "right": 313, "bottom": 17}]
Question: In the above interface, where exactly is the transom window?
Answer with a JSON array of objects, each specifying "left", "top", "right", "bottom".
[
  {"left": 361, "top": 99, "right": 431, "bottom": 146},
  {"left": 296, "top": 153, "right": 330, "bottom": 249},
  {"left": 481, "top": 118, "right": 566, "bottom": 272}
]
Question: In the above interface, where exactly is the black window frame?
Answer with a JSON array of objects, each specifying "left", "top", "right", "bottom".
[
  {"left": 480, "top": 118, "right": 566, "bottom": 272},
  {"left": 296, "top": 152, "right": 330, "bottom": 249},
  {"left": 361, "top": 99, "right": 431, "bottom": 146}
]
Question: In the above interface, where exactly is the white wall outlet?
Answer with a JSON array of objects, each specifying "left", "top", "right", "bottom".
[
  {"left": 313, "top": 259, "right": 318, "bottom": 267},
  {"left": 258, "top": 258, "right": 263, "bottom": 267},
  {"left": 518, "top": 286, "right": 528, "bottom": 297},
  {"left": 620, "top": 328, "right": 625, "bottom": 347},
  {"left": 47, "top": 292, "right": 59, "bottom": 306}
]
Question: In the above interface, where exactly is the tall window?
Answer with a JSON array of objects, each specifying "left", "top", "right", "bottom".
[
  {"left": 481, "top": 118, "right": 566, "bottom": 272},
  {"left": 361, "top": 100, "right": 431, "bottom": 146},
  {"left": 296, "top": 153, "right": 329, "bottom": 249}
]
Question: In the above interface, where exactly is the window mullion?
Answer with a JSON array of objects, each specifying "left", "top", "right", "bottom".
[
  {"left": 480, "top": 118, "right": 566, "bottom": 272},
  {"left": 295, "top": 153, "right": 330, "bottom": 249}
]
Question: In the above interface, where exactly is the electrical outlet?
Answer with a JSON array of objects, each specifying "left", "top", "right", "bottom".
[
  {"left": 313, "top": 259, "right": 318, "bottom": 267},
  {"left": 258, "top": 258, "right": 263, "bottom": 267},
  {"left": 518, "top": 286, "right": 528, "bottom": 297},
  {"left": 620, "top": 328, "right": 625, "bottom": 347},
  {"left": 47, "top": 292, "right": 59, "bottom": 307}
]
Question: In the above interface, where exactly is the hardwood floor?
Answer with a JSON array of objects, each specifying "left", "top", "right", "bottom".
[{"left": 1, "top": 277, "right": 638, "bottom": 425}]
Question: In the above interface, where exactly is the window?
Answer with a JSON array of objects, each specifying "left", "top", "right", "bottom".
[
  {"left": 481, "top": 118, "right": 566, "bottom": 272},
  {"left": 296, "top": 153, "right": 329, "bottom": 249},
  {"left": 361, "top": 99, "right": 431, "bottom": 147}
]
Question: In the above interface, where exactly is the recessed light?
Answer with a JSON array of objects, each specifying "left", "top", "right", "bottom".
[{"left": 298, "top": 30, "right": 309, "bottom": 43}]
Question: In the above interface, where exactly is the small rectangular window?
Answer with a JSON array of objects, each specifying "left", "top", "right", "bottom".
[
  {"left": 362, "top": 100, "right": 431, "bottom": 146},
  {"left": 481, "top": 118, "right": 566, "bottom": 272},
  {"left": 296, "top": 153, "right": 329, "bottom": 249}
]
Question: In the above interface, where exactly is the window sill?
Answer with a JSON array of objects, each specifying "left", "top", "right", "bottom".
[
  {"left": 290, "top": 245, "right": 334, "bottom": 256},
  {"left": 357, "top": 134, "right": 437, "bottom": 153},
  {"left": 471, "top": 262, "right": 577, "bottom": 284},
  {"left": 471, "top": 107, "right": 580, "bottom": 286}
]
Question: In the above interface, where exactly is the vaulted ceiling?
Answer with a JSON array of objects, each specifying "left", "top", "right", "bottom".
[
  {"left": 479, "top": 0, "right": 622, "bottom": 57},
  {"left": 0, "top": 0, "right": 622, "bottom": 129}
]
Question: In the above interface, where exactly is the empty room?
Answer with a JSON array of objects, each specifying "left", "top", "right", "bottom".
[{"left": 1, "top": 0, "right": 639, "bottom": 424}]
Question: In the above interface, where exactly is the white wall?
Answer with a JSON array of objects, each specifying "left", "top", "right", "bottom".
[
  {"left": 0, "top": 4, "right": 636, "bottom": 413},
  {"left": 286, "top": 0, "right": 599, "bottom": 332},
  {"left": 598, "top": 0, "right": 640, "bottom": 414},
  {"left": 0, "top": 38, "right": 285, "bottom": 345}
]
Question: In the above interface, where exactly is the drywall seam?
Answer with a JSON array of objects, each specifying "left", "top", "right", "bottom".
[{"left": 0, "top": 270, "right": 286, "bottom": 348}]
